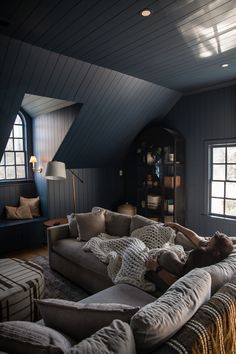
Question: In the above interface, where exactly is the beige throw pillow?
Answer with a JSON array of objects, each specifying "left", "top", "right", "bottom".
[
  {"left": 20, "top": 196, "right": 40, "bottom": 217},
  {"left": 75, "top": 210, "right": 105, "bottom": 241},
  {"left": 6, "top": 205, "right": 33, "bottom": 219},
  {"left": 0, "top": 321, "right": 74, "bottom": 354},
  {"left": 105, "top": 210, "right": 132, "bottom": 237},
  {"left": 36, "top": 299, "right": 139, "bottom": 342}
]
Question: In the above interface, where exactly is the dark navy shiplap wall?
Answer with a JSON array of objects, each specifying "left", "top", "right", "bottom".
[
  {"left": 0, "top": 181, "right": 38, "bottom": 218},
  {"left": 33, "top": 104, "right": 124, "bottom": 218},
  {"left": 0, "top": 33, "right": 180, "bottom": 167},
  {"left": 162, "top": 84, "right": 236, "bottom": 237},
  {"left": 0, "top": 33, "right": 180, "bottom": 218}
]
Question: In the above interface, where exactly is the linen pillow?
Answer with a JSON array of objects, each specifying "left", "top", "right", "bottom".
[
  {"left": 0, "top": 321, "right": 74, "bottom": 354},
  {"left": 130, "top": 214, "right": 157, "bottom": 233},
  {"left": 5, "top": 205, "right": 33, "bottom": 219},
  {"left": 20, "top": 196, "right": 40, "bottom": 217},
  {"left": 36, "top": 299, "right": 139, "bottom": 342},
  {"left": 204, "top": 246, "right": 236, "bottom": 294},
  {"left": 75, "top": 210, "right": 105, "bottom": 241},
  {"left": 105, "top": 210, "right": 132, "bottom": 237},
  {"left": 130, "top": 268, "right": 211, "bottom": 352},
  {"left": 66, "top": 320, "right": 136, "bottom": 354},
  {"left": 175, "top": 231, "right": 196, "bottom": 250},
  {"left": 157, "top": 275, "right": 236, "bottom": 354}
]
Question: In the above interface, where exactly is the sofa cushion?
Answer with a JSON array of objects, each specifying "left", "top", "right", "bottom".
[
  {"left": 0, "top": 321, "right": 74, "bottom": 354},
  {"left": 79, "top": 284, "right": 157, "bottom": 307},
  {"left": 130, "top": 268, "right": 211, "bottom": 352},
  {"left": 204, "top": 246, "right": 236, "bottom": 294},
  {"left": 105, "top": 210, "right": 131, "bottom": 237},
  {"left": 66, "top": 320, "right": 136, "bottom": 354},
  {"left": 175, "top": 231, "right": 196, "bottom": 250},
  {"left": 157, "top": 275, "right": 236, "bottom": 354},
  {"left": 130, "top": 214, "right": 157, "bottom": 233},
  {"left": 36, "top": 299, "right": 139, "bottom": 342},
  {"left": 75, "top": 210, "right": 105, "bottom": 241},
  {"left": 52, "top": 238, "right": 109, "bottom": 276}
]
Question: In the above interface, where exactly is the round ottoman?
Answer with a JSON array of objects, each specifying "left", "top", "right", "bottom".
[{"left": 0, "top": 258, "right": 45, "bottom": 322}]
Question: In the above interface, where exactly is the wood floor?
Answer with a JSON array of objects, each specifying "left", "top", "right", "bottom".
[{"left": 3, "top": 245, "right": 48, "bottom": 261}]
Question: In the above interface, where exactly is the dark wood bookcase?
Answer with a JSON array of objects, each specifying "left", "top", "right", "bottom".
[{"left": 135, "top": 126, "right": 185, "bottom": 224}]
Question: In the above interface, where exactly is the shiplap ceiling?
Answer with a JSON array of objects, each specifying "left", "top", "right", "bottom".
[
  {"left": 0, "top": 0, "right": 235, "bottom": 92},
  {"left": 22, "top": 94, "right": 75, "bottom": 118}
]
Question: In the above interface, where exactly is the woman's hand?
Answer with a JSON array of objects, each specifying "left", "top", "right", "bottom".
[
  {"left": 164, "top": 222, "right": 179, "bottom": 230},
  {"left": 145, "top": 257, "right": 160, "bottom": 271}
]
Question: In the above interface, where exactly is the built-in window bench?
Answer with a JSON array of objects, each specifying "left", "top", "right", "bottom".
[{"left": 0, "top": 217, "right": 48, "bottom": 255}]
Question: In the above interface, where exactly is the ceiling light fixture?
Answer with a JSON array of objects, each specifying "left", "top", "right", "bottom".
[
  {"left": 140, "top": 8, "right": 152, "bottom": 17},
  {"left": 221, "top": 63, "right": 229, "bottom": 68}
]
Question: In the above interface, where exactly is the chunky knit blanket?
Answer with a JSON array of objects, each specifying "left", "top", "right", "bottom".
[{"left": 83, "top": 224, "right": 179, "bottom": 292}]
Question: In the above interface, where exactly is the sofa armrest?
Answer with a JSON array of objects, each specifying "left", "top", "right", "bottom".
[{"left": 47, "top": 224, "right": 70, "bottom": 249}]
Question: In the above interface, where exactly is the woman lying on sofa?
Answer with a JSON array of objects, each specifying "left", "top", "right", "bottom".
[{"left": 145, "top": 222, "right": 233, "bottom": 289}]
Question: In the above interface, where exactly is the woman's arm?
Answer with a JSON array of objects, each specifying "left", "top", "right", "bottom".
[
  {"left": 165, "top": 222, "right": 205, "bottom": 247},
  {"left": 145, "top": 255, "right": 184, "bottom": 276},
  {"left": 145, "top": 268, "right": 178, "bottom": 287}
]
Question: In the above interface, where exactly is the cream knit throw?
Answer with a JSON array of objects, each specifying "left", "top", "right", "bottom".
[{"left": 83, "top": 224, "right": 177, "bottom": 292}]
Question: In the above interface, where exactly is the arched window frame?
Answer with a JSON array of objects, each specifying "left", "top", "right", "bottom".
[{"left": 0, "top": 112, "right": 28, "bottom": 181}]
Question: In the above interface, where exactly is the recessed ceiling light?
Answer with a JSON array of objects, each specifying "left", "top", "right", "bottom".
[
  {"left": 221, "top": 63, "right": 229, "bottom": 68},
  {"left": 140, "top": 8, "right": 152, "bottom": 17}
]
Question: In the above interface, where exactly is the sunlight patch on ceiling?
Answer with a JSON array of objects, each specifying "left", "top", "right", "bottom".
[
  {"left": 178, "top": 2, "right": 236, "bottom": 59},
  {"left": 21, "top": 94, "right": 76, "bottom": 118}
]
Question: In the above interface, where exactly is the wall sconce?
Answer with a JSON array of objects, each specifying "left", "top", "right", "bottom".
[{"left": 29, "top": 155, "right": 43, "bottom": 173}]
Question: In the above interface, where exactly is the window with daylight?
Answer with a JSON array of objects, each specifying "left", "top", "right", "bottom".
[
  {"left": 208, "top": 142, "right": 236, "bottom": 219},
  {"left": 0, "top": 114, "right": 27, "bottom": 180}
]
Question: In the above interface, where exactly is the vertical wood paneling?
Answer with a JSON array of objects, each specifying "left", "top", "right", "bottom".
[
  {"left": 0, "top": 181, "right": 38, "bottom": 217},
  {"left": 0, "top": 33, "right": 180, "bottom": 218},
  {"left": 33, "top": 104, "right": 124, "bottom": 217},
  {"left": 162, "top": 84, "right": 236, "bottom": 236}
]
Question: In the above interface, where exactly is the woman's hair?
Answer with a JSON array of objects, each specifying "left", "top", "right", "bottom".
[{"left": 212, "top": 231, "right": 233, "bottom": 260}]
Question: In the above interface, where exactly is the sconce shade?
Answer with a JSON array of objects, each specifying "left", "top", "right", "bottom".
[
  {"left": 45, "top": 161, "right": 66, "bottom": 180},
  {"left": 29, "top": 155, "right": 37, "bottom": 163}
]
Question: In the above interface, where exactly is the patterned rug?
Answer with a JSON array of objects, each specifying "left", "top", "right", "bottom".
[{"left": 32, "top": 256, "right": 89, "bottom": 301}]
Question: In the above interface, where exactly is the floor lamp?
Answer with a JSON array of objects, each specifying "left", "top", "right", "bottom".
[{"left": 45, "top": 161, "right": 83, "bottom": 213}]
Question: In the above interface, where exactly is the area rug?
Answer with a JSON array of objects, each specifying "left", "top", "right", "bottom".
[{"left": 32, "top": 256, "right": 89, "bottom": 301}]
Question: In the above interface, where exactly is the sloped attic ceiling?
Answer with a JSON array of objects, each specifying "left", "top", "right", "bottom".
[
  {"left": 0, "top": 34, "right": 181, "bottom": 167},
  {"left": 22, "top": 94, "right": 75, "bottom": 118},
  {"left": 1, "top": 1, "right": 235, "bottom": 167},
  {"left": 0, "top": 0, "right": 236, "bottom": 92}
]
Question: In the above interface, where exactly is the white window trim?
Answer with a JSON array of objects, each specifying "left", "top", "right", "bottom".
[
  {"left": 204, "top": 138, "right": 236, "bottom": 221},
  {"left": 0, "top": 113, "right": 28, "bottom": 181}
]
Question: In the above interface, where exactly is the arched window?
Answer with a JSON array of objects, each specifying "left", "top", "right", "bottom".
[{"left": 0, "top": 113, "right": 27, "bottom": 180}]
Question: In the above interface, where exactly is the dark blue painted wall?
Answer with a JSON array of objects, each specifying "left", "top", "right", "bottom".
[
  {"left": 0, "top": 33, "right": 180, "bottom": 219},
  {"left": 33, "top": 104, "right": 124, "bottom": 218},
  {"left": 161, "top": 84, "right": 236, "bottom": 236}
]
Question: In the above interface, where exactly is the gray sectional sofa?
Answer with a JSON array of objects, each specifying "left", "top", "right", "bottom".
[{"left": 1, "top": 208, "right": 236, "bottom": 354}]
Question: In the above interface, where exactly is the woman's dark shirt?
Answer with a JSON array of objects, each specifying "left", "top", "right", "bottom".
[{"left": 183, "top": 247, "right": 217, "bottom": 275}]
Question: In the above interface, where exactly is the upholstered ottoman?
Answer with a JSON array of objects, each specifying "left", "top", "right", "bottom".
[{"left": 0, "top": 258, "right": 45, "bottom": 322}]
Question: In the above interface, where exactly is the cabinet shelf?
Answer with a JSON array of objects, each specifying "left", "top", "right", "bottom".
[{"left": 135, "top": 127, "right": 185, "bottom": 224}]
